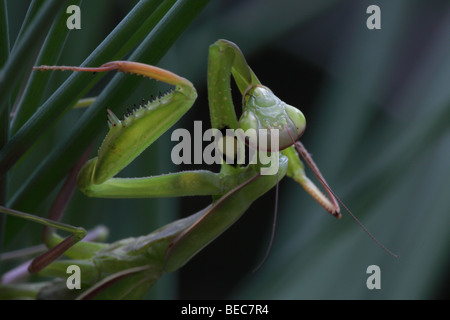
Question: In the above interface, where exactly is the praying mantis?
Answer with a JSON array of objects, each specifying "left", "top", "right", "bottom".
[{"left": 0, "top": 39, "right": 395, "bottom": 299}]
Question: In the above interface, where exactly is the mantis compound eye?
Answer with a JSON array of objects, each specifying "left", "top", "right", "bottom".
[{"left": 239, "top": 85, "right": 306, "bottom": 151}]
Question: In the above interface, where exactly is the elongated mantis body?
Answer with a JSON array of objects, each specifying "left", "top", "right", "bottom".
[{"left": 0, "top": 40, "right": 394, "bottom": 299}]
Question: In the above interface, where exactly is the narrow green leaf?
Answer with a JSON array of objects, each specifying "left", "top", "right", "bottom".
[
  {"left": 10, "top": 0, "right": 83, "bottom": 135},
  {"left": 9, "top": 0, "right": 44, "bottom": 48},
  {"left": 0, "top": 0, "right": 67, "bottom": 116}
]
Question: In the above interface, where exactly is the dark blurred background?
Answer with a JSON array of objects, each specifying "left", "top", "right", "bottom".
[{"left": 4, "top": 0, "right": 450, "bottom": 299}]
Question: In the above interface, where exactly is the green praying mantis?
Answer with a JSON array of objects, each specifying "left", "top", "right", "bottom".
[{"left": 0, "top": 39, "right": 396, "bottom": 299}]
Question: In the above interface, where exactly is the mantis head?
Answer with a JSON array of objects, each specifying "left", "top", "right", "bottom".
[{"left": 238, "top": 85, "right": 306, "bottom": 151}]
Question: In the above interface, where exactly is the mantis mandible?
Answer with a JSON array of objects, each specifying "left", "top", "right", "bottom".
[{"left": 0, "top": 39, "right": 395, "bottom": 299}]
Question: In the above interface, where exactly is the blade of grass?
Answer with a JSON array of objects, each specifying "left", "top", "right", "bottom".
[
  {"left": 0, "top": 0, "right": 67, "bottom": 116},
  {"left": 9, "top": 0, "right": 44, "bottom": 48},
  {"left": 10, "top": 0, "right": 83, "bottom": 134}
]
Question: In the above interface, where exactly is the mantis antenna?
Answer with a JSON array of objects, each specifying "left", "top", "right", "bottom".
[
  {"left": 252, "top": 169, "right": 280, "bottom": 272},
  {"left": 286, "top": 128, "right": 398, "bottom": 258}
]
